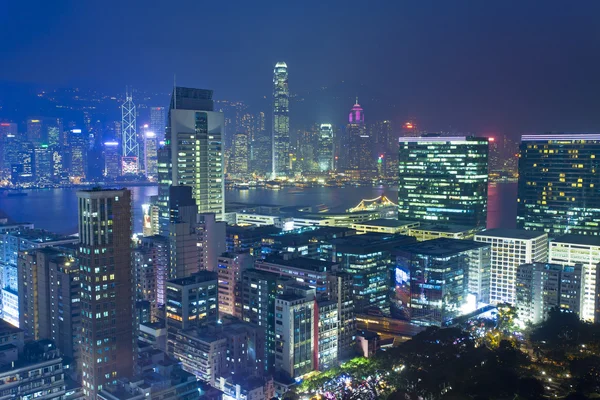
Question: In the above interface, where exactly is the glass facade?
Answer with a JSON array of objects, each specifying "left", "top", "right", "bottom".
[
  {"left": 398, "top": 136, "right": 489, "bottom": 228},
  {"left": 272, "top": 62, "right": 290, "bottom": 177},
  {"left": 517, "top": 134, "right": 600, "bottom": 236}
]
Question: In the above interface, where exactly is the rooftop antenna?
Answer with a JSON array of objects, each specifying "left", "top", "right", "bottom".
[{"left": 173, "top": 74, "right": 177, "bottom": 110}]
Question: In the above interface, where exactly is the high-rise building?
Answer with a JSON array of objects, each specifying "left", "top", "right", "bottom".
[
  {"left": 398, "top": 135, "right": 489, "bottom": 229},
  {"left": 346, "top": 99, "right": 372, "bottom": 174},
  {"left": 517, "top": 133, "right": 600, "bottom": 236},
  {"left": 103, "top": 141, "right": 121, "bottom": 179},
  {"left": 160, "top": 87, "right": 225, "bottom": 227},
  {"left": 217, "top": 252, "right": 254, "bottom": 318},
  {"left": 516, "top": 262, "right": 583, "bottom": 325},
  {"left": 69, "top": 129, "right": 87, "bottom": 181},
  {"left": 27, "top": 118, "right": 45, "bottom": 145},
  {"left": 272, "top": 62, "right": 290, "bottom": 177},
  {"left": 475, "top": 229, "right": 548, "bottom": 305},
  {"left": 121, "top": 91, "right": 139, "bottom": 173},
  {"left": 327, "top": 271, "right": 355, "bottom": 359},
  {"left": 317, "top": 124, "right": 334, "bottom": 172},
  {"left": 48, "top": 252, "right": 80, "bottom": 361},
  {"left": 548, "top": 235, "right": 600, "bottom": 321},
  {"left": 274, "top": 285, "right": 316, "bottom": 378},
  {"left": 230, "top": 132, "right": 249, "bottom": 175},
  {"left": 34, "top": 145, "right": 53, "bottom": 183},
  {"left": 77, "top": 188, "right": 134, "bottom": 398},
  {"left": 168, "top": 186, "right": 200, "bottom": 279},
  {"left": 143, "top": 131, "right": 158, "bottom": 180},
  {"left": 0, "top": 122, "right": 18, "bottom": 180},
  {"left": 149, "top": 106, "right": 166, "bottom": 142}
]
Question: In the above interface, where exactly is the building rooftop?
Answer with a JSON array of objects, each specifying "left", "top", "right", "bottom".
[
  {"left": 395, "top": 238, "right": 490, "bottom": 257},
  {"left": 353, "top": 219, "right": 418, "bottom": 228},
  {"left": 167, "top": 271, "right": 217, "bottom": 286},
  {"left": 411, "top": 223, "right": 479, "bottom": 233},
  {"left": 552, "top": 234, "right": 600, "bottom": 247},
  {"left": 327, "top": 233, "right": 416, "bottom": 253},
  {"left": 521, "top": 133, "right": 600, "bottom": 142},
  {"left": 261, "top": 256, "right": 338, "bottom": 272},
  {"left": 475, "top": 228, "right": 547, "bottom": 240},
  {"left": 8, "top": 228, "right": 77, "bottom": 244},
  {"left": 0, "top": 319, "right": 23, "bottom": 336}
]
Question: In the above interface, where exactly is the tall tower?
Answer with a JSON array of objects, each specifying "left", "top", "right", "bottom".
[
  {"left": 272, "top": 62, "right": 289, "bottom": 177},
  {"left": 345, "top": 99, "right": 370, "bottom": 172},
  {"left": 121, "top": 90, "right": 139, "bottom": 172},
  {"left": 77, "top": 188, "right": 134, "bottom": 398},
  {"left": 158, "top": 86, "right": 225, "bottom": 234}
]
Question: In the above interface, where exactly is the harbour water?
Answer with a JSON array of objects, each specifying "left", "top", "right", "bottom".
[{"left": 0, "top": 183, "right": 518, "bottom": 234}]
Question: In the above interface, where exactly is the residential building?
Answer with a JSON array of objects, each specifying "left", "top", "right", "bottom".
[
  {"left": 475, "top": 229, "right": 548, "bottom": 305},
  {"left": 217, "top": 252, "right": 254, "bottom": 318},
  {"left": 516, "top": 263, "right": 583, "bottom": 325},
  {"left": 77, "top": 188, "right": 134, "bottom": 398},
  {"left": 548, "top": 234, "right": 600, "bottom": 321}
]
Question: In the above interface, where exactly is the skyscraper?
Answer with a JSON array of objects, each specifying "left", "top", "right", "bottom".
[
  {"left": 318, "top": 124, "right": 334, "bottom": 172},
  {"left": 346, "top": 99, "right": 371, "bottom": 174},
  {"left": 398, "top": 135, "right": 489, "bottom": 229},
  {"left": 103, "top": 141, "right": 120, "bottom": 179},
  {"left": 272, "top": 62, "right": 289, "bottom": 177},
  {"left": 230, "top": 132, "right": 249, "bottom": 175},
  {"left": 121, "top": 91, "right": 138, "bottom": 173},
  {"left": 150, "top": 106, "right": 166, "bottom": 142},
  {"left": 77, "top": 188, "right": 134, "bottom": 398},
  {"left": 143, "top": 131, "right": 158, "bottom": 180},
  {"left": 159, "top": 87, "right": 225, "bottom": 230},
  {"left": 517, "top": 133, "right": 600, "bottom": 236}
]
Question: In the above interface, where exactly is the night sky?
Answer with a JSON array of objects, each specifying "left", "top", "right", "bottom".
[{"left": 2, "top": 0, "right": 600, "bottom": 134}]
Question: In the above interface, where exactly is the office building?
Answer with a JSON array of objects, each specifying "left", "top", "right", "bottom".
[
  {"left": 217, "top": 252, "right": 254, "bottom": 318},
  {"left": 143, "top": 131, "right": 158, "bottom": 180},
  {"left": 27, "top": 118, "right": 45, "bottom": 145},
  {"left": 517, "top": 133, "right": 600, "bottom": 236},
  {"left": 326, "top": 272, "right": 355, "bottom": 359},
  {"left": 323, "top": 233, "right": 416, "bottom": 313},
  {"left": 160, "top": 87, "right": 225, "bottom": 226},
  {"left": 34, "top": 145, "right": 53, "bottom": 183},
  {"left": 548, "top": 235, "right": 600, "bottom": 321},
  {"left": 398, "top": 135, "right": 489, "bottom": 228},
  {"left": 475, "top": 229, "right": 548, "bottom": 305},
  {"left": 103, "top": 141, "right": 120, "bottom": 179},
  {"left": 149, "top": 106, "right": 166, "bottom": 142},
  {"left": 395, "top": 239, "right": 477, "bottom": 326},
  {"left": 121, "top": 91, "right": 139, "bottom": 172},
  {"left": 165, "top": 271, "right": 219, "bottom": 333},
  {"left": 240, "top": 269, "right": 288, "bottom": 374},
  {"left": 0, "top": 122, "right": 18, "bottom": 180},
  {"left": 516, "top": 262, "right": 583, "bottom": 325},
  {"left": 167, "top": 186, "right": 200, "bottom": 279},
  {"left": 275, "top": 286, "right": 316, "bottom": 378},
  {"left": 317, "top": 124, "right": 334, "bottom": 172},
  {"left": 77, "top": 188, "right": 134, "bottom": 398},
  {"left": 272, "top": 62, "right": 290, "bottom": 177},
  {"left": 317, "top": 300, "right": 338, "bottom": 370},
  {"left": 346, "top": 99, "right": 372, "bottom": 174},
  {"left": 230, "top": 133, "right": 249, "bottom": 175}
]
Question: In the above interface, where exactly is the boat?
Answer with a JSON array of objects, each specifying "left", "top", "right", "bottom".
[{"left": 265, "top": 181, "right": 280, "bottom": 190}]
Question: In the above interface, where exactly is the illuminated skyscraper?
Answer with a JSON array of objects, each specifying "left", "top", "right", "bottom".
[
  {"left": 143, "top": 131, "right": 158, "bottom": 180},
  {"left": 230, "top": 132, "right": 249, "bottom": 175},
  {"left": 0, "top": 122, "right": 18, "bottom": 180},
  {"left": 272, "top": 62, "right": 289, "bottom": 177},
  {"left": 318, "top": 124, "right": 334, "bottom": 172},
  {"left": 158, "top": 86, "right": 225, "bottom": 232},
  {"left": 103, "top": 141, "right": 120, "bottom": 179},
  {"left": 398, "top": 135, "right": 489, "bottom": 228},
  {"left": 517, "top": 133, "right": 600, "bottom": 236},
  {"left": 27, "top": 118, "right": 44, "bottom": 145},
  {"left": 121, "top": 90, "right": 139, "bottom": 173},
  {"left": 77, "top": 188, "right": 134, "bottom": 398},
  {"left": 150, "top": 106, "right": 166, "bottom": 142},
  {"left": 346, "top": 99, "right": 372, "bottom": 173}
]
